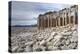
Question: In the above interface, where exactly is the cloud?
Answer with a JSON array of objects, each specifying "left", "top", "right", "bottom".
[{"left": 11, "top": 1, "right": 72, "bottom": 26}]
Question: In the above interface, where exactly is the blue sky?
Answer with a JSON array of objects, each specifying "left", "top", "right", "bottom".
[{"left": 11, "top": 1, "right": 72, "bottom": 26}]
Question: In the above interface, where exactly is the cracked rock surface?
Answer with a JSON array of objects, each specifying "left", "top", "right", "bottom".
[{"left": 10, "top": 24, "right": 78, "bottom": 52}]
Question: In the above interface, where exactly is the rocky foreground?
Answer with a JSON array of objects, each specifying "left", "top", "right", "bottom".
[{"left": 11, "top": 24, "right": 78, "bottom": 52}]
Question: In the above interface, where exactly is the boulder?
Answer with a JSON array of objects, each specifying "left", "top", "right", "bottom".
[
  {"left": 72, "top": 31, "right": 78, "bottom": 37},
  {"left": 40, "top": 40, "right": 46, "bottom": 45},
  {"left": 46, "top": 35, "right": 53, "bottom": 42},
  {"left": 60, "top": 45, "right": 69, "bottom": 50},
  {"left": 25, "top": 41, "right": 34, "bottom": 46},
  {"left": 61, "top": 32, "right": 72, "bottom": 36},
  {"left": 46, "top": 32, "right": 57, "bottom": 42},
  {"left": 46, "top": 42, "right": 53, "bottom": 46},
  {"left": 12, "top": 46, "right": 19, "bottom": 52},
  {"left": 52, "top": 46, "right": 58, "bottom": 50},
  {"left": 51, "top": 32, "right": 57, "bottom": 36},
  {"left": 68, "top": 43, "right": 77, "bottom": 49},
  {"left": 47, "top": 46, "right": 53, "bottom": 51},
  {"left": 71, "top": 25, "right": 77, "bottom": 31},
  {"left": 70, "top": 36, "right": 78, "bottom": 42},
  {"left": 65, "top": 39, "right": 70, "bottom": 45},
  {"left": 54, "top": 35, "right": 63, "bottom": 40},
  {"left": 70, "top": 31, "right": 78, "bottom": 42},
  {"left": 17, "top": 47, "right": 24, "bottom": 52},
  {"left": 24, "top": 46, "right": 32, "bottom": 52}
]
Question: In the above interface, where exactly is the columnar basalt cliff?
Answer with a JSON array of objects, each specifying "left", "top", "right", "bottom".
[{"left": 38, "top": 5, "right": 78, "bottom": 29}]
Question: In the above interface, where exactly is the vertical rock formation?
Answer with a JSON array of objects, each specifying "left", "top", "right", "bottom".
[{"left": 38, "top": 5, "right": 78, "bottom": 29}]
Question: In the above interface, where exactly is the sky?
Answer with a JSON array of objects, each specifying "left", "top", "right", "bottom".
[{"left": 11, "top": 1, "right": 72, "bottom": 26}]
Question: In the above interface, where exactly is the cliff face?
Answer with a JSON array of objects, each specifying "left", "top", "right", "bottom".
[{"left": 38, "top": 5, "right": 78, "bottom": 29}]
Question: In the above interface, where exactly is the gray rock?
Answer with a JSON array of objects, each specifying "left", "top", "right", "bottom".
[
  {"left": 33, "top": 47, "right": 43, "bottom": 51},
  {"left": 61, "top": 32, "right": 72, "bottom": 36},
  {"left": 46, "top": 35, "right": 53, "bottom": 42},
  {"left": 51, "top": 32, "right": 57, "bottom": 36},
  {"left": 63, "top": 36, "right": 68, "bottom": 39},
  {"left": 54, "top": 35, "right": 62, "bottom": 40},
  {"left": 71, "top": 26, "right": 77, "bottom": 31},
  {"left": 60, "top": 45, "right": 69, "bottom": 50},
  {"left": 17, "top": 47, "right": 24, "bottom": 52},
  {"left": 40, "top": 40, "right": 46, "bottom": 45},
  {"left": 25, "top": 41, "right": 34, "bottom": 46},
  {"left": 47, "top": 46, "right": 53, "bottom": 50},
  {"left": 37, "top": 36, "right": 43, "bottom": 41},
  {"left": 52, "top": 46, "right": 58, "bottom": 50},
  {"left": 70, "top": 36, "right": 78, "bottom": 42},
  {"left": 47, "top": 42, "right": 53, "bottom": 46},
  {"left": 63, "top": 29, "right": 68, "bottom": 32},
  {"left": 72, "top": 31, "right": 78, "bottom": 37},
  {"left": 33, "top": 45, "right": 44, "bottom": 51},
  {"left": 39, "top": 46, "right": 46, "bottom": 51},
  {"left": 68, "top": 43, "right": 77, "bottom": 49},
  {"left": 70, "top": 31, "right": 78, "bottom": 42},
  {"left": 12, "top": 46, "right": 19, "bottom": 52},
  {"left": 33, "top": 42, "right": 40, "bottom": 51},
  {"left": 65, "top": 39, "right": 70, "bottom": 45},
  {"left": 24, "top": 46, "right": 32, "bottom": 52}
]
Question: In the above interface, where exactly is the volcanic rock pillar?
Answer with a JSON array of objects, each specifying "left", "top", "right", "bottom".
[
  {"left": 58, "top": 17, "right": 60, "bottom": 26},
  {"left": 63, "top": 17, "right": 64, "bottom": 26},
  {"left": 48, "top": 16, "right": 50, "bottom": 28},
  {"left": 56, "top": 18, "right": 57, "bottom": 27},
  {"left": 69, "top": 16, "right": 71, "bottom": 24}
]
